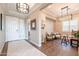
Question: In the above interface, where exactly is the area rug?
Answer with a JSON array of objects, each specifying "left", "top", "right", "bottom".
[{"left": 7, "top": 40, "right": 46, "bottom": 56}]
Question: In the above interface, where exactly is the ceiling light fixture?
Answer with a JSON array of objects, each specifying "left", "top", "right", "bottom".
[
  {"left": 61, "top": 6, "right": 73, "bottom": 35},
  {"left": 61, "top": 6, "right": 69, "bottom": 19},
  {"left": 16, "top": 3, "right": 29, "bottom": 14},
  {"left": 61, "top": 6, "right": 72, "bottom": 20}
]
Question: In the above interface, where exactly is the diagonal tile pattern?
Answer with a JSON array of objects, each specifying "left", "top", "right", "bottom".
[{"left": 7, "top": 40, "right": 46, "bottom": 56}]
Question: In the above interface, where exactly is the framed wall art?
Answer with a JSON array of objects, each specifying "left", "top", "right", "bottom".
[{"left": 31, "top": 19, "right": 36, "bottom": 30}]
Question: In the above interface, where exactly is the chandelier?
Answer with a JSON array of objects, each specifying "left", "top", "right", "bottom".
[
  {"left": 16, "top": 3, "right": 29, "bottom": 14},
  {"left": 61, "top": 6, "right": 73, "bottom": 34},
  {"left": 61, "top": 6, "right": 68, "bottom": 19},
  {"left": 61, "top": 6, "right": 72, "bottom": 20}
]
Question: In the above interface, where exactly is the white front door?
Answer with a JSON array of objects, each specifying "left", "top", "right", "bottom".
[
  {"left": 6, "top": 16, "right": 19, "bottom": 41},
  {"left": 19, "top": 19, "right": 25, "bottom": 39}
]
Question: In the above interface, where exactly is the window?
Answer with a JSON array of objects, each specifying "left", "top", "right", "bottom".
[
  {"left": 62, "top": 21, "right": 69, "bottom": 32},
  {"left": 70, "top": 20, "right": 78, "bottom": 31},
  {"left": 62, "top": 19, "right": 78, "bottom": 32}
]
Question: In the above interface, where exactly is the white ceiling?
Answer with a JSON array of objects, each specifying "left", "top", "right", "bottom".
[
  {"left": 0, "top": 3, "right": 50, "bottom": 19},
  {"left": 44, "top": 3, "right": 79, "bottom": 18},
  {"left": 0, "top": 3, "right": 35, "bottom": 11},
  {"left": 0, "top": 3, "right": 37, "bottom": 18},
  {"left": 1, "top": 3, "right": 78, "bottom": 19}
]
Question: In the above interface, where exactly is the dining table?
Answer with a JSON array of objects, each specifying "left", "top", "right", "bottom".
[{"left": 70, "top": 38, "right": 79, "bottom": 47}]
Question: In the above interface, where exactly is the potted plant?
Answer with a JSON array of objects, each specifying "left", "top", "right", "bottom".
[{"left": 74, "top": 31, "right": 79, "bottom": 38}]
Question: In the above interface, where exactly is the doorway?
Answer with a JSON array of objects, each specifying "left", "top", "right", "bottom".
[{"left": 5, "top": 16, "right": 26, "bottom": 41}]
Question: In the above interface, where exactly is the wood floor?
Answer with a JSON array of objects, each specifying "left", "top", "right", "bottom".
[
  {"left": 37, "top": 39, "right": 78, "bottom": 56},
  {"left": 0, "top": 39, "right": 78, "bottom": 56}
]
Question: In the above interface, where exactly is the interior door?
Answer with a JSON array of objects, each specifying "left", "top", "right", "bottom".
[
  {"left": 19, "top": 19, "right": 25, "bottom": 39},
  {"left": 6, "top": 16, "right": 19, "bottom": 41}
]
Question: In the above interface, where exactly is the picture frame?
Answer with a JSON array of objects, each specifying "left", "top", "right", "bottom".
[
  {"left": 31, "top": 19, "right": 36, "bottom": 30},
  {"left": 0, "top": 13, "right": 2, "bottom": 31}
]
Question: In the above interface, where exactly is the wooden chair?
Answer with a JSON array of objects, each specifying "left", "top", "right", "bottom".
[{"left": 61, "top": 35, "right": 69, "bottom": 45}]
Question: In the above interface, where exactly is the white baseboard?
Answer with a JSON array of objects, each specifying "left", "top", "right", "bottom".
[{"left": 30, "top": 40, "right": 41, "bottom": 47}]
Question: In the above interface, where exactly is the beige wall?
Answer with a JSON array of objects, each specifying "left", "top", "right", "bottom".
[{"left": 54, "top": 20, "right": 62, "bottom": 33}]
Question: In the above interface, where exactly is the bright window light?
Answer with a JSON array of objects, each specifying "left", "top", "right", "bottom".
[{"left": 62, "top": 19, "right": 78, "bottom": 32}]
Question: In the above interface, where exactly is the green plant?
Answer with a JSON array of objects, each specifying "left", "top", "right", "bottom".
[{"left": 74, "top": 31, "right": 79, "bottom": 38}]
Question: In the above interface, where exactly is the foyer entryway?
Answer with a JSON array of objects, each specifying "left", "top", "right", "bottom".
[{"left": 5, "top": 16, "right": 26, "bottom": 41}]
